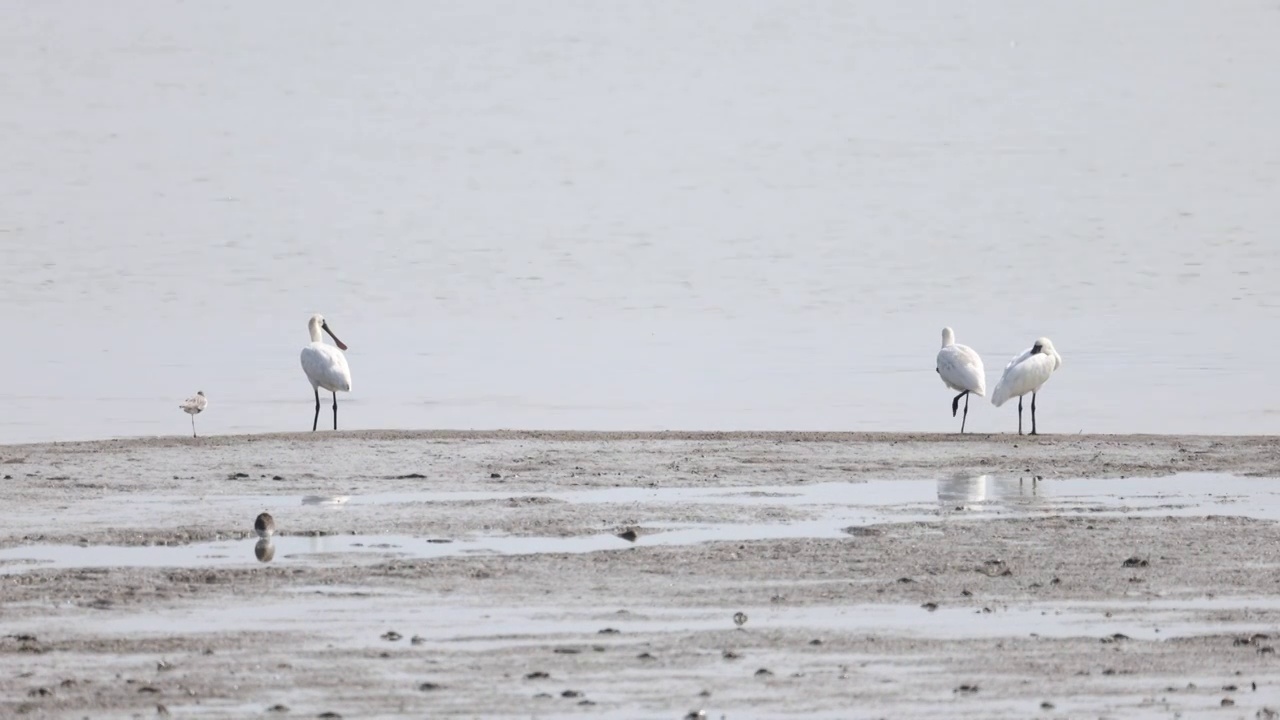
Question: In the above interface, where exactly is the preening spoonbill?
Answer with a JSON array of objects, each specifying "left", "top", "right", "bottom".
[
  {"left": 300, "top": 314, "right": 352, "bottom": 431},
  {"left": 179, "top": 391, "right": 207, "bottom": 437},
  {"left": 935, "top": 327, "right": 986, "bottom": 433},
  {"left": 991, "top": 337, "right": 1062, "bottom": 435}
]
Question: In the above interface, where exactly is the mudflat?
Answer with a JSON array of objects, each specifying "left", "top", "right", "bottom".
[{"left": 2, "top": 432, "right": 1280, "bottom": 719}]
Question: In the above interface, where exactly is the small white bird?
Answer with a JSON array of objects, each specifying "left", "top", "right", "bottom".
[
  {"left": 300, "top": 314, "right": 352, "bottom": 431},
  {"left": 936, "top": 327, "right": 986, "bottom": 433},
  {"left": 991, "top": 337, "right": 1063, "bottom": 435},
  {"left": 178, "top": 391, "right": 208, "bottom": 437}
]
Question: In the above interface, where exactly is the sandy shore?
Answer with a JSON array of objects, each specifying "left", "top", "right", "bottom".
[{"left": 2, "top": 432, "right": 1280, "bottom": 718}]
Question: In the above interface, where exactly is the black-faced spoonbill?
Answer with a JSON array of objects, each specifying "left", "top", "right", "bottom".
[
  {"left": 300, "top": 314, "right": 352, "bottom": 431},
  {"left": 991, "top": 337, "right": 1063, "bottom": 435},
  {"left": 935, "top": 328, "right": 986, "bottom": 433},
  {"left": 178, "top": 391, "right": 207, "bottom": 437}
]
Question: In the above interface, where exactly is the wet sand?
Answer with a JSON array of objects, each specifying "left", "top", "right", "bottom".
[{"left": 2, "top": 431, "right": 1280, "bottom": 718}]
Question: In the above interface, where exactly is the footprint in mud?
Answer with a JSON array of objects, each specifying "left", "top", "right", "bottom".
[{"left": 978, "top": 559, "right": 1012, "bottom": 577}]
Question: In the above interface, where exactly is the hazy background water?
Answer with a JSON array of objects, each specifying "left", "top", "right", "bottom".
[{"left": 2, "top": 1, "right": 1278, "bottom": 443}]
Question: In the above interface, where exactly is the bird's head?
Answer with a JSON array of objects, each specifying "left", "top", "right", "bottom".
[
  {"left": 941, "top": 327, "right": 955, "bottom": 347},
  {"left": 1032, "top": 337, "right": 1061, "bottom": 369},
  {"left": 309, "top": 313, "right": 348, "bottom": 350}
]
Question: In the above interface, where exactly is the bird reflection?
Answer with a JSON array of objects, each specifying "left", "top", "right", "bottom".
[
  {"left": 936, "top": 473, "right": 1044, "bottom": 511},
  {"left": 254, "top": 538, "right": 275, "bottom": 562}
]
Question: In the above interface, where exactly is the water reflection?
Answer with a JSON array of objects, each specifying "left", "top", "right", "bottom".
[
  {"left": 936, "top": 474, "right": 1045, "bottom": 511},
  {"left": 301, "top": 495, "right": 350, "bottom": 506},
  {"left": 254, "top": 539, "right": 275, "bottom": 563}
]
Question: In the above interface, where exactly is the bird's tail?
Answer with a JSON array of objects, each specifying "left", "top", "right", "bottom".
[{"left": 990, "top": 380, "right": 1011, "bottom": 407}]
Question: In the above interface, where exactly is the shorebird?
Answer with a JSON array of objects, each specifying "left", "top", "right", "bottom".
[
  {"left": 935, "top": 327, "right": 986, "bottom": 433},
  {"left": 991, "top": 337, "right": 1063, "bottom": 435},
  {"left": 254, "top": 512, "right": 275, "bottom": 538},
  {"left": 300, "top": 314, "right": 352, "bottom": 431},
  {"left": 178, "top": 391, "right": 208, "bottom": 437}
]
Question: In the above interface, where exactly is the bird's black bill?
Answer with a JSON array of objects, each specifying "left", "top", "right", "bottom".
[{"left": 322, "top": 323, "right": 348, "bottom": 351}]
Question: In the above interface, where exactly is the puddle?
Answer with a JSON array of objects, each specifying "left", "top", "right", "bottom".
[
  {"left": 0, "top": 533, "right": 637, "bottom": 574},
  {"left": 2, "top": 473, "right": 1275, "bottom": 573},
  {"left": 119, "top": 471, "right": 1279, "bottom": 519}
]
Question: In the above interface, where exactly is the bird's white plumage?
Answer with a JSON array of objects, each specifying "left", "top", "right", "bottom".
[
  {"left": 991, "top": 337, "right": 1062, "bottom": 407},
  {"left": 179, "top": 391, "right": 207, "bottom": 437},
  {"left": 179, "top": 391, "right": 207, "bottom": 415},
  {"left": 936, "top": 327, "right": 986, "bottom": 397},
  {"left": 300, "top": 314, "right": 352, "bottom": 393}
]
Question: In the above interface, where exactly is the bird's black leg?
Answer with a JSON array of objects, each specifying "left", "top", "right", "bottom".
[
  {"left": 951, "top": 392, "right": 963, "bottom": 417},
  {"left": 1017, "top": 396, "right": 1024, "bottom": 435},
  {"left": 1029, "top": 391, "right": 1038, "bottom": 436},
  {"left": 312, "top": 388, "right": 321, "bottom": 432},
  {"left": 960, "top": 391, "right": 970, "bottom": 434},
  {"left": 191, "top": 415, "right": 197, "bottom": 438},
  {"left": 332, "top": 391, "right": 339, "bottom": 430}
]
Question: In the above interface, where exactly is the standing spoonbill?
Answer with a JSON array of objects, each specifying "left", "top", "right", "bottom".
[
  {"left": 178, "top": 391, "right": 208, "bottom": 437},
  {"left": 300, "top": 314, "right": 352, "bottom": 431},
  {"left": 991, "top": 337, "right": 1062, "bottom": 435},
  {"left": 936, "top": 327, "right": 986, "bottom": 433}
]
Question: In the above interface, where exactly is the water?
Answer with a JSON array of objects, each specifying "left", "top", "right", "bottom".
[
  {"left": 2, "top": 1, "right": 1278, "bottom": 442},
  {"left": 0, "top": 472, "right": 1269, "bottom": 573}
]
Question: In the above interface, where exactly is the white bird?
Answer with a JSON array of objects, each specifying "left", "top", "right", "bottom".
[
  {"left": 991, "top": 337, "right": 1063, "bottom": 435},
  {"left": 300, "top": 314, "right": 352, "bottom": 431},
  {"left": 936, "top": 327, "right": 986, "bottom": 433},
  {"left": 178, "top": 391, "right": 208, "bottom": 437}
]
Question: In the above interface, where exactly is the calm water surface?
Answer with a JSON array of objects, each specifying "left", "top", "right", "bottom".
[{"left": 1, "top": 1, "right": 1278, "bottom": 442}]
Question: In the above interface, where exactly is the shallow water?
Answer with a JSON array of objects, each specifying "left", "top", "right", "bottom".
[
  {"left": 0, "top": 472, "right": 1270, "bottom": 573},
  {"left": 1, "top": 2, "right": 1279, "bottom": 443}
]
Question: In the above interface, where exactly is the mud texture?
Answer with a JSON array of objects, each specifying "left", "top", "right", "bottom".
[{"left": 2, "top": 432, "right": 1280, "bottom": 718}]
